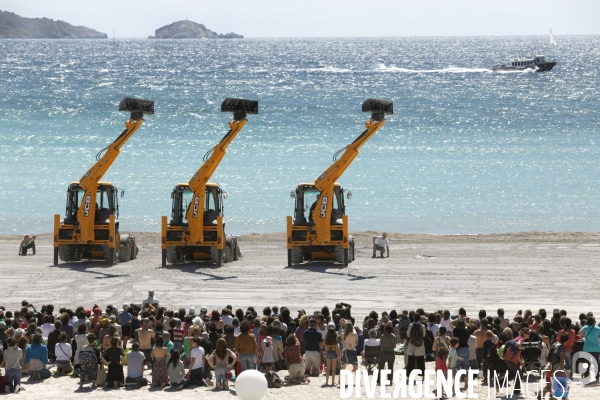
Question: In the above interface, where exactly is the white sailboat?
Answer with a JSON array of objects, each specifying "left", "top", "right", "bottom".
[{"left": 549, "top": 28, "right": 557, "bottom": 46}]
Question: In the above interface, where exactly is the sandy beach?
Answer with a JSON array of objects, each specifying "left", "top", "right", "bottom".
[{"left": 3, "top": 230, "right": 600, "bottom": 399}]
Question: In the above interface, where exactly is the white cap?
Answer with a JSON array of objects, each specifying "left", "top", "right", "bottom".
[
  {"left": 188, "top": 307, "right": 196, "bottom": 315},
  {"left": 200, "top": 306, "right": 208, "bottom": 313}
]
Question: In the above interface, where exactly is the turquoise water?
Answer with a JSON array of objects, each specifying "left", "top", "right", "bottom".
[{"left": 1, "top": 37, "right": 599, "bottom": 235}]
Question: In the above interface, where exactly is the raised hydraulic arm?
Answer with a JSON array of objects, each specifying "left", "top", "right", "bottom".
[
  {"left": 308, "top": 98, "right": 393, "bottom": 245},
  {"left": 183, "top": 98, "right": 258, "bottom": 245},
  {"left": 73, "top": 98, "right": 154, "bottom": 243}
]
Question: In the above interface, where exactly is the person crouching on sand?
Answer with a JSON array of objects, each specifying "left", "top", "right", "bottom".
[
  {"left": 19, "top": 235, "right": 36, "bottom": 256},
  {"left": 372, "top": 232, "right": 389, "bottom": 258}
]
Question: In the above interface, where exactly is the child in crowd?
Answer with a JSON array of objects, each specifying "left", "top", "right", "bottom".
[
  {"left": 481, "top": 330, "right": 495, "bottom": 384},
  {"left": 447, "top": 337, "right": 462, "bottom": 397},
  {"left": 171, "top": 319, "right": 184, "bottom": 352},
  {"left": 324, "top": 328, "right": 341, "bottom": 386},
  {"left": 434, "top": 326, "right": 449, "bottom": 354},
  {"left": 434, "top": 347, "right": 449, "bottom": 399},
  {"left": 260, "top": 336, "right": 274, "bottom": 373}
]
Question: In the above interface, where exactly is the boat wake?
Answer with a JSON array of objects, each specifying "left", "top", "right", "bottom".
[{"left": 373, "top": 63, "right": 490, "bottom": 73}]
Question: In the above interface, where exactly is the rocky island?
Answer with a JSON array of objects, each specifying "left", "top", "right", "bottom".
[
  {"left": 0, "top": 10, "right": 107, "bottom": 39},
  {"left": 148, "top": 20, "right": 243, "bottom": 39}
]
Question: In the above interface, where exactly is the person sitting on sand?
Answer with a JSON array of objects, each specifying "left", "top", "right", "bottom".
[
  {"left": 167, "top": 350, "right": 185, "bottom": 388},
  {"left": 18, "top": 235, "right": 36, "bottom": 256},
  {"left": 103, "top": 336, "right": 125, "bottom": 389},
  {"left": 125, "top": 342, "right": 147, "bottom": 387},
  {"left": 283, "top": 333, "right": 307, "bottom": 384},
  {"left": 55, "top": 332, "right": 73, "bottom": 375},
  {"left": 372, "top": 232, "right": 389, "bottom": 258},
  {"left": 24, "top": 334, "right": 51, "bottom": 379}
]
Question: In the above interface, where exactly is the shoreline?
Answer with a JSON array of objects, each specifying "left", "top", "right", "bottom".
[{"left": 5, "top": 229, "right": 600, "bottom": 242}]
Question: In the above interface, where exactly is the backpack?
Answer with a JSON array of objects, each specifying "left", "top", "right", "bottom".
[
  {"left": 548, "top": 342, "right": 562, "bottom": 367},
  {"left": 497, "top": 345, "right": 506, "bottom": 361},
  {"left": 409, "top": 322, "right": 423, "bottom": 347},
  {"left": 79, "top": 348, "right": 98, "bottom": 368},
  {"left": 265, "top": 371, "right": 282, "bottom": 388},
  {"left": 397, "top": 318, "right": 410, "bottom": 339}
]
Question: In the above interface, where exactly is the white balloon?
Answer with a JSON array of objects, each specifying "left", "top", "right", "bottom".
[{"left": 235, "top": 370, "right": 268, "bottom": 400}]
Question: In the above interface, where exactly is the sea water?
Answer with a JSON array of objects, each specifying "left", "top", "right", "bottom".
[{"left": 0, "top": 37, "right": 599, "bottom": 235}]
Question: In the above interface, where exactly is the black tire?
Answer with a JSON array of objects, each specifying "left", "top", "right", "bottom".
[
  {"left": 102, "top": 230, "right": 120, "bottom": 265},
  {"left": 210, "top": 246, "right": 219, "bottom": 264},
  {"left": 53, "top": 247, "right": 59, "bottom": 265},
  {"left": 58, "top": 244, "right": 75, "bottom": 262},
  {"left": 162, "top": 249, "right": 167, "bottom": 267},
  {"left": 130, "top": 239, "right": 138, "bottom": 260},
  {"left": 291, "top": 246, "right": 304, "bottom": 264},
  {"left": 234, "top": 244, "right": 241, "bottom": 261},
  {"left": 334, "top": 246, "right": 345, "bottom": 264},
  {"left": 348, "top": 236, "right": 355, "bottom": 262},
  {"left": 102, "top": 244, "right": 115, "bottom": 265},
  {"left": 287, "top": 249, "right": 292, "bottom": 267},
  {"left": 216, "top": 249, "right": 223, "bottom": 267},
  {"left": 224, "top": 244, "right": 233, "bottom": 263},
  {"left": 166, "top": 246, "right": 179, "bottom": 264},
  {"left": 344, "top": 247, "right": 349, "bottom": 266},
  {"left": 118, "top": 235, "right": 131, "bottom": 263}
]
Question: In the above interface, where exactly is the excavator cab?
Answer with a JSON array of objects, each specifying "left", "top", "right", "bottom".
[
  {"left": 291, "top": 184, "right": 348, "bottom": 226},
  {"left": 169, "top": 183, "right": 224, "bottom": 227},
  {"left": 63, "top": 183, "right": 119, "bottom": 226}
]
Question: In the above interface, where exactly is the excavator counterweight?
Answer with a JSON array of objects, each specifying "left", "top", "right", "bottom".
[{"left": 287, "top": 98, "right": 393, "bottom": 267}]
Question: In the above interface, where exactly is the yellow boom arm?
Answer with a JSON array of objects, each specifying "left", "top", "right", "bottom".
[
  {"left": 74, "top": 98, "right": 154, "bottom": 243},
  {"left": 184, "top": 98, "right": 258, "bottom": 245},
  {"left": 309, "top": 98, "right": 393, "bottom": 244}
]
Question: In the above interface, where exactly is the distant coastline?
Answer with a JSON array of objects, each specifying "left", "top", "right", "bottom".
[{"left": 0, "top": 10, "right": 107, "bottom": 39}]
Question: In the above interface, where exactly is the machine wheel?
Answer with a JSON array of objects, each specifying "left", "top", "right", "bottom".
[
  {"left": 53, "top": 247, "right": 59, "bottom": 265},
  {"left": 58, "top": 244, "right": 77, "bottom": 262},
  {"left": 224, "top": 237, "right": 235, "bottom": 263},
  {"left": 224, "top": 245, "right": 233, "bottom": 263},
  {"left": 166, "top": 246, "right": 179, "bottom": 264},
  {"left": 102, "top": 230, "right": 120, "bottom": 265},
  {"left": 130, "top": 238, "right": 138, "bottom": 260},
  {"left": 349, "top": 236, "right": 355, "bottom": 262},
  {"left": 210, "top": 246, "right": 224, "bottom": 266},
  {"left": 291, "top": 246, "right": 304, "bottom": 264},
  {"left": 118, "top": 235, "right": 132, "bottom": 262},
  {"left": 334, "top": 246, "right": 346, "bottom": 265}
]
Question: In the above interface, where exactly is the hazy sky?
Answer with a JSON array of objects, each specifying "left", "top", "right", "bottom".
[{"left": 2, "top": 0, "right": 599, "bottom": 38}]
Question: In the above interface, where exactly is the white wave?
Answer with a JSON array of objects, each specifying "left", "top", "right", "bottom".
[
  {"left": 373, "top": 63, "right": 490, "bottom": 73},
  {"left": 307, "top": 66, "right": 352, "bottom": 73},
  {"left": 494, "top": 68, "right": 536, "bottom": 74}
]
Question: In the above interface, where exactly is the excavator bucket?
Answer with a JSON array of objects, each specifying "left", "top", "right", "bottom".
[
  {"left": 119, "top": 98, "right": 155, "bottom": 115},
  {"left": 362, "top": 98, "right": 393, "bottom": 115},
  {"left": 221, "top": 98, "right": 259, "bottom": 115}
]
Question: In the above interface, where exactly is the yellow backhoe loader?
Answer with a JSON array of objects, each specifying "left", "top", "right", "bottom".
[
  {"left": 287, "top": 98, "right": 393, "bottom": 267},
  {"left": 161, "top": 98, "right": 258, "bottom": 267},
  {"left": 53, "top": 98, "right": 154, "bottom": 265}
]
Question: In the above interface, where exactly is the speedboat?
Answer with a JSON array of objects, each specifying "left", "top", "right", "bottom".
[{"left": 493, "top": 55, "right": 556, "bottom": 72}]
